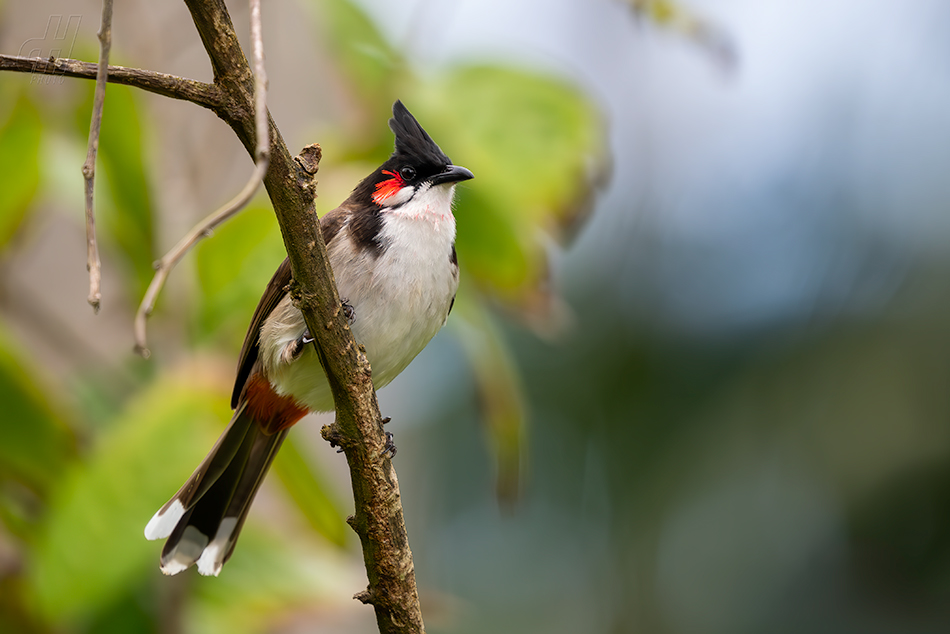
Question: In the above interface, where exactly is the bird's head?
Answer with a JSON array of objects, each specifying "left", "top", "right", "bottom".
[{"left": 350, "top": 101, "right": 474, "bottom": 212}]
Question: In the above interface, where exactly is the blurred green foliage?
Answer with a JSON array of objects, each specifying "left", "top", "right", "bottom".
[
  {"left": 0, "top": 0, "right": 605, "bottom": 632},
  {"left": 0, "top": 90, "right": 41, "bottom": 247},
  {"left": 306, "top": 0, "right": 605, "bottom": 510},
  {"left": 28, "top": 367, "right": 225, "bottom": 623},
  {"left": 418, "top": 65, "right": 604, "bottom": 295},
  {"left": 0, "top": 324, "right": 74, "bottom": 501},
  {"left": 193, "top": 203, "right": 285, "bottom": 350},
  {"left": 627, "top": 0, "right": 736, "bottom": 69},
  {"left": 3, "top": 1, "right": 950, "bottom": 633}
]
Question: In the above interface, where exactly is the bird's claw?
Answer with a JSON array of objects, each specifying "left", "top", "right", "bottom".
[
  {"left": 381, "top": 431, "right": 397, "bottom": 459},
  {"left": 341, "top": 298, "right": 356, "bottom": 324}
]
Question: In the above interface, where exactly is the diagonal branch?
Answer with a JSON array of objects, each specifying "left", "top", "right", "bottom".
[
  {"left": 133, "top": 0, "right": 270, "bottom": 356},
  {"left": 181, "top": 1, "right": 426, "bottom": 631},
  {"left": 0, "top": 54, "right": 222, "bottom": 109},
  {"left": 249, "top": 0, "right": 269, "bottom": 166},
  {"left": 133, "top": 159, "right": 267, "bottom": 357},
  {"left": 81, "top": 0, "right": 114, "bottom": 313}
]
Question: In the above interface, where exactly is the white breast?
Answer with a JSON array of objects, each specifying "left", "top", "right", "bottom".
[{"left": 264, "top": 183, "right": 460, "bottom": 412}]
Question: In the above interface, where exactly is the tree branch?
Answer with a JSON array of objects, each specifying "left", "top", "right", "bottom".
[
  {"left": 133, "top": 158, "right": 268, "bottom": 357},
  {"left": 133, "top": 0, "right": 270, "bottom": 356},
  {"left": 81, "top": 0, "right": 114, "bottom": 313},
  {"left": 179, "top": 1, "right": 425, "bottom": 631},
  {"left": 0, "top": 54, "right": 222, "bottom": 109},
  {"left": 2, "top": 1, "right": 426, "bottom": 629}
]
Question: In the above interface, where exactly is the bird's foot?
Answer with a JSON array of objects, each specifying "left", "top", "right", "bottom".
[
  {"left": 283, "top": 329, "right": 315, "bottom": 363},
  {"left": 341, "top": 298, "right": 355, "bottom": 324},
  {"left": 381, "top": 431, "right": 397, "bottom": 459}
]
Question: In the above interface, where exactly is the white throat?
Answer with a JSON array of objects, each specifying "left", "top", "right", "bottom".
[{"left": 383, "top": 181, "right": 457, "bottom": 229}]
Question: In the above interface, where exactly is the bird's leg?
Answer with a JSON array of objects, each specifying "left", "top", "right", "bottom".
[
  {"left": 380, "top": 415, "right": 397, "bottom": 459},
  {"left": 341, "top": 298, "right": 356, "bottom": 324},
  {"left": 286, "top": 300, "right": 353, "bottom": 363},
  {"left": 381, "top": 432, "right": 397, "bottom": 458},
  {"left": 380, "top": 414, "right": 396, "bottom": 457},
  {"left": 282, "top": 328, "right": 315, "bottom": 363}
]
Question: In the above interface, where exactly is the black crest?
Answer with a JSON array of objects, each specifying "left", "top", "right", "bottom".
[
  {"left": 389, "top": 100, "right": 451, "bottom": 166},
  {"left": 343, "top": 100, "right": 454, "bottom": 230}
]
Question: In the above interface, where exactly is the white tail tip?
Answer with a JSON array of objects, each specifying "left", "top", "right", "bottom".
[
  {"left": 159, "top": 525, "right": 208, "bottom": 575},
  {"left": 144, "top": 499, "right": 186, "bottom": 540},
  {"left": 196, "top": 517, "right": 238, "bottom": 577}
]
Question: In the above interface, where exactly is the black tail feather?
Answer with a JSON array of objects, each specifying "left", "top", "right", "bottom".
[{"left": 146, "top": 408, "right": 287, "bottom": 576}]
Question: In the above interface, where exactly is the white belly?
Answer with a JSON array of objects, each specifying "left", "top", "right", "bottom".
[{"left": 261, "top": 202, "right": 459, "bottom": 412}]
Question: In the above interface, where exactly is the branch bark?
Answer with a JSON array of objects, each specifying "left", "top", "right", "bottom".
[
  {"left": 178, "top": 1, "right": 426, "bottom": 632},
  {"left": 80, "top": 0, "right": 113, "bottom": 313},
  {"left": 0, "top": 54, "right": 221, "bottom": 109},
  {"left": 133, "top": 157, "right": 269, "bottom": 357}
]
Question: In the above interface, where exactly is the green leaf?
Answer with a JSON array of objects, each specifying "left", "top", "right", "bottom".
[
  {"left": 308, "top": 0, "right": 407, "bottom": 105},
  {"left": 453, "top": 185, "right": 531, "bottom": 293},
  {"left": 416, "top": 65, "right": 605, "bottom": 297},
  {"left": 189, "top": 524, "right": 356, "bottom": 634},
  {"left": 453, "top": 293, "right": 528, "bottom": 506},
  {"left": 0, "top": 323, "right": 74, "bottom": 496},
  {"left": 271, "top": 436, "right": 348, "bottom": 547},
  {"left": 193, "top": 202, "right": 285, "bottom": 348},
  {"left": 27, "top": 362, "right": 229, "bottom": 624},
  {"left": 81, "top": 579, "right": 159, "bottom": 634},
  {"left": 0, "top": 91, "right": 42, "bottom": 247}
]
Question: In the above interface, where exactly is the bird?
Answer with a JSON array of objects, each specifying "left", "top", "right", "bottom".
[{"left": 144, "top": 100, "right": 473, "bottom": 576}]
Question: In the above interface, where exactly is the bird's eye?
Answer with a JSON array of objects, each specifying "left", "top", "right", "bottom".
[{"left": 399, "top": 166, "right": 416, "bottom": 181}]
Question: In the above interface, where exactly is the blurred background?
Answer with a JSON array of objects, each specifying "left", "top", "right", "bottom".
[{"left": 2, "top": 0, "right": 950, "bottom": 632}]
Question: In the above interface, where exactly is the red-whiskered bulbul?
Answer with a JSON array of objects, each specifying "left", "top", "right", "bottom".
[{"left": 144, "top": 100, "right": 473, "bottom": 576}]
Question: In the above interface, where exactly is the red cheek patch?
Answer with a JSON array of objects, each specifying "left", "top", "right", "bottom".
[{"left": 372, "top": 170, "right": 404, "bottom": 205}]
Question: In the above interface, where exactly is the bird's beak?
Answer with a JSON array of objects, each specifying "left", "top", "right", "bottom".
[{"left": 431, "top": 164, "right": 474, "bottom": 186}]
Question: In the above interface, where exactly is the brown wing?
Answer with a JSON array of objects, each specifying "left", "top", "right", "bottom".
[
  {"left": 230, "top": 206, "right": 351, "bottom": 409},
  {"left": 230, "top": 257, "right": 292, "bottom": 408}
]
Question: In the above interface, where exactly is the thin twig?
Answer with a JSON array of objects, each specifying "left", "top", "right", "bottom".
[
  {"left": 133, "top": 0, "right": 269, "bottom": 356},
  {"left": 0, "top": 55, "right": 221, "bottom": 109},
  {"left": 628, "top": 0, "right": 737, "bottom": 71},
  {"left": 81, "top": 0, "right": 114, "bottom": 313},
  {"left": 249, "top": 0, "right": 269, "bottom": 165},
  {"left": 132, "top": 164, "right": 265, "bottom": 356}
]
